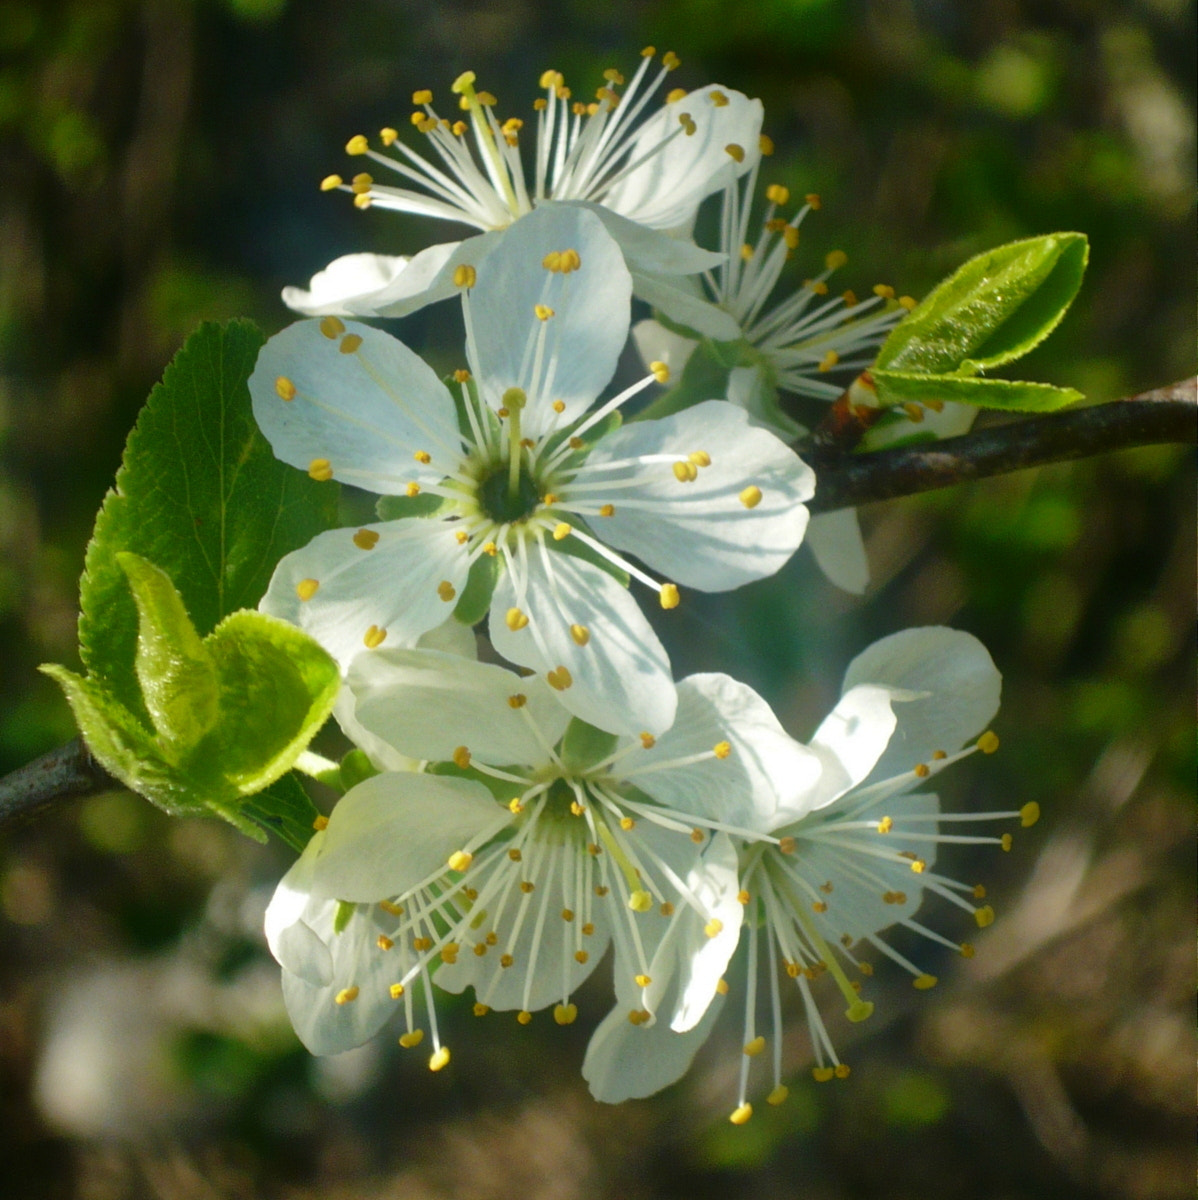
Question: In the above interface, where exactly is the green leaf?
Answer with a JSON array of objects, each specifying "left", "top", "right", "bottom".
[
  {"left": 876, "top": 233, "right": 1088, "bottom": 376},
  {"left": 79, "top": 320, "right": 339, "bottom": 721},
  {"left": 871, "top": 371, "right": 1083, "bottom": 413},
  {"left": 118, "top": 553, "right": 219, "bottom": 760},
  {"left": 453, "top": 551, "right": 502, "bottom": 626},
  {"left": 559, "top": 718, "right": 618, "bottom": 772},
  {"left": 240, "top": 773, "right": 322, "bottom": 852}
]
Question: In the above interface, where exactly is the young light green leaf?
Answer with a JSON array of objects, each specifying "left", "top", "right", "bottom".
[
  {"left": 871, "top": 370, "right": 1083, "bottom": 413},
  {"left": 118, "top": 552, "right": 219, "bottom": 760},
  {"left": 876, "top": 233, "right": 1088, "bottom": 376},
  {"left": 202, "top": 609, "right": 340, "bottom": 796},
  {"left": 79, "top": 320, "right": 340, "bottom": 721},
  {"left": 240, "top": 773, "right": 322, "bottom": 852}
]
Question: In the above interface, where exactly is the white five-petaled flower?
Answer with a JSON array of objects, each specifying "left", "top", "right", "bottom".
[
  {"left": 283, "top": 52, "right": 763, "bottom": 321},
  {"left": 252, "top": 205, "right": 814, "bottom": 738},
  {"left": 264, "top": 648, "right": 817, "bottom": 1080}
]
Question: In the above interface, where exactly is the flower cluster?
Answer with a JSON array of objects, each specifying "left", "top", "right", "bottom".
[{"left": 253, "top": 53, "right": 1037, "bottom": 1122}]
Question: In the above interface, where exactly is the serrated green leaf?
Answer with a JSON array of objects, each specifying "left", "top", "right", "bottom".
[
  {"left": 79, "top": 320, "right": 339, "bottom": 720},
  {"left": 201, "top": 609, "right": 340, "bottom": 795},
  {"left": 376, "top": 492, "right": 453, "bottom": 521},
  {"left": 559, "top": 718, "right": 618, "bottom": 772},
  {"left": 118, "top": 553, "right": 218, "bottom": 760},
  {"left": 453, "top": 551, "right": 502, "bottom": 626},
  {"left": 240, "top": 772, "right": 322, "bottom": 852},
  {"left": 871, "top": 370, "right": 1083, "bottom": 413},
  {"left": 876, "top": 233, "right": 1088, "bottom": 376}
]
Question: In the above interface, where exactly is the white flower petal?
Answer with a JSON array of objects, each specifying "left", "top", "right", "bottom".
[
  {"left": 631, "top": 269, "right": 744, "bottom": 341},
  {"left": 489, "top": 546, "right": 676, "bottom": 738},
  {"left": 583, "top": 984, "right": 724, "bottom": 1104},
  {"left": 349, "top": 648, "right": 569, "bottom": 767},
  {"left": 264, "top": 837, "right": 333, "bottom": 986},
  {"left": 259, "top": 519, "right": 471, "bottom": 673},
  {"left": 572, "top": 202, "right": 724, "bottom": 275},
  {"left": 468, "top": 205, "right": 631, "bottom": 434},
  {"left": 249, "top": 319, "right": 461, "bottom": 492},
  {"left": 619, "top": 673, "right": 820, "bottom": 830},
  {"left": 281, "top": 253, "right": 415, "bottom": 317},
  {"left": 604, "top": 85, "right": 763, "bottom": 229},
  {"left": 863, "top": 400, "right": 979, "bottom": 449},
  {"left": 726, "top": 365, "right": 805, "bottom": 440},
  {"left": 631, "top": 318, "right": 698, "bottom": 378},
  {"left": 806, "top": 508, "right": 870, "bottom": 595},
  {"left": 309, "top": 772, "right": 512, "bottom": 903},
  {"left": 843, "top": 627, "right": 1001, "bottom": 782},
  {"left": 576, "top": 400, "right": 813, "bottom": 591}
]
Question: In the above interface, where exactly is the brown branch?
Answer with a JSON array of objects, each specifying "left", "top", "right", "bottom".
[
  {"left": 0, "top": 738, "right": 119, "bottom": 829},
  {"left": 806, "top": 378, "right": 1196, "bottom": 512}
]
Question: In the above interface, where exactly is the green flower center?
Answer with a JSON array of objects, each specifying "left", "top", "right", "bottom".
[{"left": 476, "top": 461, "right": 543, "bottom": 525}]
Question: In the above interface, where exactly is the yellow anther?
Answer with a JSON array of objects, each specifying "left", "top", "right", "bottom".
[
  {"left": 666, "top": 87, "right": 687, "bottom": 103},
  {"left": 932, "top": 749, "right": 947, "bottom": 760},
  {"left": 473, "top": 1002, "right": 489, "bottom": 1016},
  {"left": 713, "top": 740, "right": 732, "bottom": 759},
  {"left": 553, "top": 522, "right": 572, "bottom": 541},
  {"left": 729, "top": 1103, "right": 753, "bottom": 1125},
  {"left": 353, "top": 193, "right": 373, "bottom": 209},
  {"left": 547, "top": 666, "right": 573, "bottom": 691},
  {"left": 959, "top": 942, "right": 975, "bottom": 958},
  {"left": 448, "top": 849, "right": 473, "bottom": 873},
  {"left": 379, "top": 900, "right": 403, "bottom": 916},
  {"left": 647, "top": 359, "right": 670, "bottom": 384},
  {"left": 485, "top": 932, "right": 498, "bottom": 944},
  {"left": 776, "top": 226, "right": 798, "bottom": 253},
  {"left": 570, "top": 623, "right": 590, "bottom": 646},
  {"left": 834, "top": 1063, "right": 852, "bottom": 1079},
  {"left": 311, "top": 814, "right": 329, "bottom": 832},
  {"left": 507, "top": 693, "right": 527, "bottom": 710},
  {"left": 475, "top": 92, "right": 497, "bottom": 106},
  {"left": 516, "top": 1010, "right": 532, "bottom": 1025},
  {"left": 739, "top": 485, "right": 763, "bottom": 509},
  {"left": 1001, "top": 833, "right": 1014, "bottom": 852},
  {"left": 1021, "top": 802, "right": 1041, "bottom": 827},
  {"left": 454, "top": 530, "right": 469, "bottom": 544},
  {"left": 715, "top": 978, "right": 729, "bottom": 995},
  {"left": 427, "top": 1046, "right": 451, "bottom": 1072},
  {"left": 709, "top": 89, "right": 729, "bottom": 107},
  {"left": 413, "top": 449, "right": 432, "bottom": 464},
  {"left": 975, "top": 904, "right": 996, "bottom": 928},
  {"left": 534, "top": 304, "right": 555, "bottom": 321},
  {"left": 634, "top": 973, "right": 652, "bottom": 988},
  {"left": 627, "top": 1009, "right": 647, "bottom": 1026},
  {"left": 296, "top": 578, "right": 320, "bottom": 602},
  {"left": 767, "top": 1085, "right": 789, "bottom": 1106},
  {"left": 741, "top": 242, "right": 754, "bottom": 261},
  {"left": 453, "top": 264, "right": 476, "bottom": 289},
  {"left": 508, "top": 848, "right": 522, "bottom": 861},
  {"left": 437, "top": 580, "right": 456, "bottom": 602},
  {"left": 440, "top": 943, "right": 459, "bottom": 964},
  {"left": 913, "top": 974, "right": 938, "bottom": 990},
  {"left": 319, "top": 315, "right": 346, "bottom": 339},
  {"left": 973, "top": 884, "right": 987, "bottom": 899},
  {"left": 353, "top": 528, "right": 380, "bottom": 551},
  {"left": 737, "top": 890, "right": 750, "bottom": 905},
  {"left": 913, "top": 762, "right": 931, "bottom": 778},
  {"left": 275, "top": 375, "right": 297, "bottom": 401},
  {"left": 500, "top": 953, "right": 514, "bottom": 968},
  {"left": 339, "top": 333, "right": 363, "bottom": 354},
  {"left": 453, "top": 368, "right": 472, "bottom": 383},
  {"left": 506, "top": 607, "right": 529, "bottom": 631},
  {"left": 759, "top": 134, "right": 775, "bottom": 155},
  {"left": 412, "top": 937, "right": 433, "bottom": 952},
  {"left": 335, "top": 986, "right": 359, "bottom": 1005},
  {"left": 451, "top": 119, "right": 467, "bottom": 136},
  {"left": 765, "top": 183, "right": 790, "bottom": 206},
  {"left": 362, "top": 625, "right": 387, "bottom": 649},
  {"left": 542, "top": 250, "right": 562, "bottom": 272},
  {"left": 619, "top": 816, "right": 635, "bottom": 831},
  {"left": 808, "top": 279, "right": 829, "bottom": 295},
  {"left": 824, "top": 251, "right": 848, "bottom": 273},
  {"left": 691, "top": 828, "right": 706, "bottom": 844},
  {"left": 376, "top": 934, "right": 394, "bottom": 951},
  {"left": 568, "top": 436, "right": 584, "bottom": 450},
  {"left": 673, "top": 460, "right": 698, "bottom": 482},
  {"left": 818, "top": 350, "right": 840, "bottom": 373},
  {"left": 473, "top": 943, "right": 487, "bottom": 956},
  {"left": 508, "top": 798, "right": 524, "bottom": 814},
  {"left": 858, "top": 961, "right": 873, "bottom": 975},
  {"left": 399, "top": 1029, "right": 424, "bottom": 1048},
  {"left": 561, "top": 908, "right": 574, "bottom": 921},
  {"left": 679, "top": 112, "right": 696, "bottom": 135},
  {"left": 379, "top": 127, "right": 399, "bottom": 146},
  {"left": 812, "top": 901, "right": 828, "bottom": 914},
  {"left": 903, "top": 403, "right": 925, "bottom": 423},
  {"left": 812, "top": 1066, "right": 835, "bottom": 1082},
  {"left": 598, "top": 503, "right": 615, "bottom": 517},
  {"left": 978, "top": 731, "right": 1000, "bottom": 754},
  {"left": 874, "top": 284, "right": 896, "bottom": 299},
  {"left": 451, "top": 746, "right": 471, "bottom": 770},
  {"left": 899, "top": 294, "right": 918, "bottom": 310},
  {"left": 561, "top": 248, "right": 581, "bottom": 272},
  {"left": 345, "top": 134, "right": 368, "bottom": 155},
  {"left": 725, "top": 143, "right": 745, "bottom": 163},
  {"left": 687, "top": 451, "right": 711, "bottom": 468},
  {"left": 877, "top": 816, "right": 893, "bottom": 833},
  {"left": 658, "top": 903, "right": 673, "bottom": 917},
  {"left": 389, "top": 983, "right": 405, "bottom": 999},
  {"left": 910, "top": 858, "right": 927, "bottom": 874},
  {"left": 845, "top": 1000, "right": 874, "bottom": 1023},
  {"left": 639, "top": 732, "right": 656, "bottom": 749},
  {"left": 308, "top": 458, "right": 333, "bottom": 481},
  {"left": 575, "top": 949, "right": 589, "bottom": 964},
  {"left": 778, "top": 836, "right": 796, "bottom": 855},
  {"left": 539, "top": 68, "right": 559, "bottom": 89},
  {"left": 662, "top": 50, "right": 681, "bottom": 70},
  {"left": 843, "top": 292, "right": 858, "bottom": 311},
  {"left": 482, "top": 542, "right": 497, "bottom": 556},
  {"left": 628, "top": 889, "right": 653, "bottom": 913},
  {"left": 320, "top": 174, "right": 343, "bottom": 191},
  {"left": 659, "top": 583, "right": 680, "bottom": 609},
  {"left": 553, "top": 1003, "right": 578, "bottom": 1025},
  {"left": 743, "top": 1036, "right": 766, "bottom": 1057},
  {"left": 704, "top": 918, "right": 724, "bottom": 938},
  {"left": 603, "top": 67, "right": 625, "bottom": 85},
  {"left": 350, "top": 172, "right": 374, "bottom": 194}
]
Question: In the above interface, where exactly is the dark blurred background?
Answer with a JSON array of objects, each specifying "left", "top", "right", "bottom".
[{"left": 0, "top": 1, "right": 1193, "bottom": 1197}]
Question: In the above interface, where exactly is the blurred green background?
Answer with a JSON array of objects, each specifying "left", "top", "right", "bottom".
[{"left": 0, "top": 1, "right": 1193, "bottom": 1197}]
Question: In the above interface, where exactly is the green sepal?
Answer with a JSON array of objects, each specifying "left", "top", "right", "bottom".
[
  {"left": 541, "top": 409, "right": 624, "bottom": 468},
  {"left": 376, "top": 492, "right": 454, "bottom": 521},
  {"left": 559, "top": 718, "right": 618, "bottom": 773},
  {"left": 240, "top": 773, "right": 323, "bottom": 852},
  {"left": 453, "top": 551, "right": 502, "bottom": 626},
  {"left": 870, "top": 371, "right": 1083, "bottom": 413},
  {"left": 636, "top": 340, "right": 732, "bottom": 423},
  {"left": 876, "top": 233, "right": 1089, "bottom": 376},
  {"left": 118, "top": 552, "right": 219, "bottom": 762},
  {"left": 333, "top": 900, "right": 356, "bottom": 934},
  {"left": 339, "top": 748, "right": 380, "bottom": 792}
]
